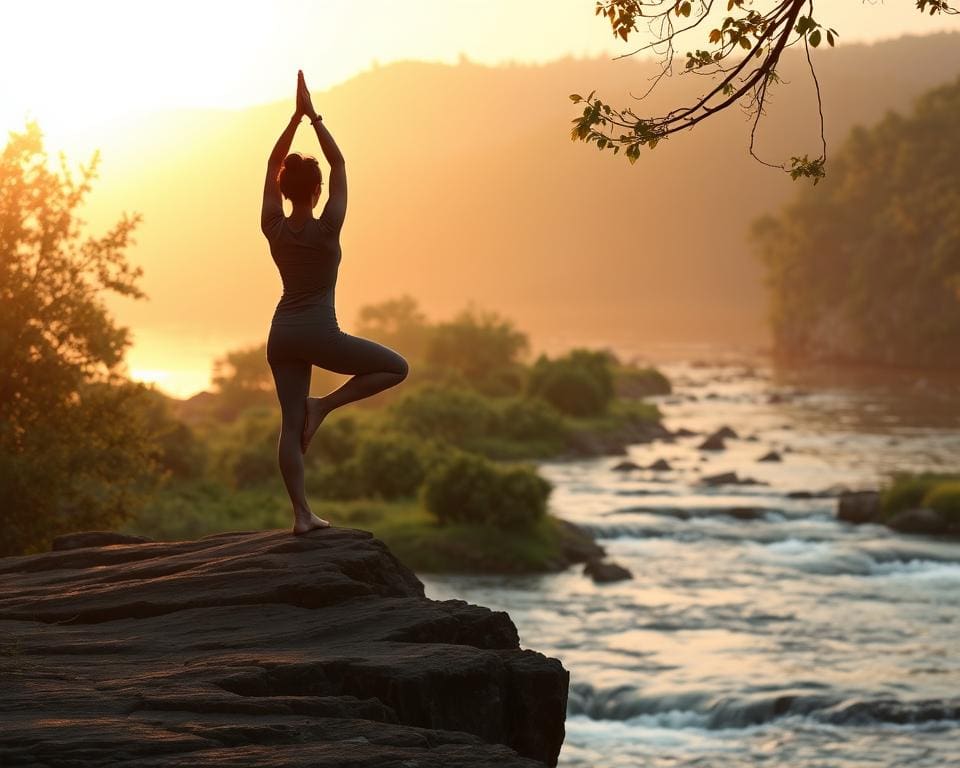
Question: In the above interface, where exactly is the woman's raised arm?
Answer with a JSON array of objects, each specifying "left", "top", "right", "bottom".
[
  {"left": 298, "top": 71, "right": 347, "bottom": 232},
  {"left": 261, "top": 88, "right": 302, "bottom": 236}
]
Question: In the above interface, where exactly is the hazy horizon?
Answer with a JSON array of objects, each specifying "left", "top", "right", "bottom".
[{"left": 13, "top": 31, "right": 960, "bottom": 399}]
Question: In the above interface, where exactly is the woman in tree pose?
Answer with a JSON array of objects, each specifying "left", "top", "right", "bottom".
[{"left": 262, "top": 71, "right": 409, "bottom": 535}]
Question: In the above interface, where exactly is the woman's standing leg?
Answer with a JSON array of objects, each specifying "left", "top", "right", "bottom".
[{"left": 268, "top": 355, "right": 330, "bottom": 533}]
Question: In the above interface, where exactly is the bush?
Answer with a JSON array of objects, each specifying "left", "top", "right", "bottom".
[
  {"left": 614, "top": 364, "right": 672, "bottom": 397},
  {"left": 354, "top": 433, "right": 427, "bottom": 499},
  {"left": 527, "top": 357, "right": 608, "bottom": 417},
  {"left": 420, "top": 451, "right": 551, "bottom": 530},
  {"left": 308, "top": 459, "right": 365, "bottom": 500},
  {"left": 923, "top": 481, "right": 960, "bottom": 522},
  {"left": 495, "top": 397, "right": 570, "bottom": 443},
  {"left": 389, "top": 385, "right": 497, "bottom": 446},
  {"left": 425, "top": 307, "right": 529, "bottom": 395},
  {"left": 883, "top": 472, "right": 951, "bottom": 516},
  {"left": 308, "top": 413, "right": 360, "bottom": 465}
]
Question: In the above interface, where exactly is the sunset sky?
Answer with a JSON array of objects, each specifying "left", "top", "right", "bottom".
[
  {"left": 3, "top": 0, "right": 957, "bottom": 148},
  {"left": 4, "top": 1, "right": 959, "bottom": 398}
]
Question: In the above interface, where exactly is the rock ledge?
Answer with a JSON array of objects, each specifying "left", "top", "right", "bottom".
[{"left": 0, "top": 528, "right": 568, "bottom": 767}]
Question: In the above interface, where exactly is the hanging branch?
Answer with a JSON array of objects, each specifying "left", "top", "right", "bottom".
[{"left": 570, "top": 0, "right": 957, "bottom": 180}]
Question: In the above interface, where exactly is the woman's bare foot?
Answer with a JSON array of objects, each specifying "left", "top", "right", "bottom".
[
  {"left": 301, "top": 396, "right": 329, "bottom": 454},
  {"left": 293, "top": 511, "right": 331, "bottom": 535}
]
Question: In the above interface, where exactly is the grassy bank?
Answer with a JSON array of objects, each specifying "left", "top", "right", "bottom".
[
  {"left": 882, "top": 472, "right": 960, "bottom": 523},
  {"left": 122, "top": 482, "right": 596, "bottom": 574}
]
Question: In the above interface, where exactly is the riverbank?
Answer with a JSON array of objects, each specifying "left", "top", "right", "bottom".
[{"left": 0, "top": 528, "right": 568, "bottom": 766}]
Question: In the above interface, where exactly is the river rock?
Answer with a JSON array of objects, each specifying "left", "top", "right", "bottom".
[
  {"left": 648, "top": 459, "right": 672, "bottom": 471},
  {"left": 698, "top": 431, "right": 727, "bottom": 451},
  {"left": 611, "top": 460, "right": 643, "bottom": 472},
  {"left": 0, "top": 528, "right": 568, "bottom": 767},
  {"left": 886, "top": 507, "right": 951, "bottom": 535},
  {"left": 583, "top": 558, "right": 633, "bottom": 583},
  {"left": 757, "top": 451, "right": 782, "bottom": 463},
  {"left": 837, "top": 490, "right": 882, "bottom": 524},
  {"left": 672, "top": 427, "right": 698, "bottom": 437},
  {"left": 715, "top": 426, "right": 739, "bottom": 440}
]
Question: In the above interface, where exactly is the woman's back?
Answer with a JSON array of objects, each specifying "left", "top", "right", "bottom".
[{"left": 263, "top": 211, "right": 342, "bottom": 323}]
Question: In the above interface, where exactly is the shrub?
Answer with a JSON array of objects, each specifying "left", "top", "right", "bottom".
[
  {"left": 614, "top": 364, "right": 672, "bottom": 397},
  {"left": 308, "top": 458, "right": 365, "bottom": 500},
  {"left": 495, "top": 397, "right": 570, "bottom": 443},
  {"left": 486, "top": 465, "right": 552, "bottom": 530},
  {"left": 881, "top": 472, "right": 956, "bottom": 516},
  {"left": 527, "top": 357, "right": 608, "bottom": 417},
  {"left": 389, "top": 385, "right": 497, "bottom": 446},
  {"left": 420, "top": 451, "right": 551, "bottom": 530},
  {"left": 354, "top": 433, "right": 426, "bottom": 499},
  {"left": 923, "top": 481, "right": 960, "bottom": 522},
  {"left": 308, "top": 414, "right": 360, "bottom": 465}
]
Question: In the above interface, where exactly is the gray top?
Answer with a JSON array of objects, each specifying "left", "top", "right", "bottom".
[{"left": 262, "top": 208, "right": 343, "bottom": 326}]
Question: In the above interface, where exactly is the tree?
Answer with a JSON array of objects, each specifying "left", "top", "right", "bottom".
[
  {"left": 750, "top": 77, "right": 960, "bottom": 367},
  {"left": 355, "top": 294, "right": 431, "bottom": 362},
  {"left": 0, "top": 122, "right": 163, "bottom": 555},
  {"left": 426, "top": 305, "right": 530, "bottom": 395},
  {"left": 571, "top": 0, "right": 957, "bottom": 180},
  {"left": 211, "top": 343, "right": 275, "bottom": 420}
]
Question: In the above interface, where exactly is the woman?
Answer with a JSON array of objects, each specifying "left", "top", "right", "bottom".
[{"left": 262, "top": 70, "right": 409, "bottom": 535}]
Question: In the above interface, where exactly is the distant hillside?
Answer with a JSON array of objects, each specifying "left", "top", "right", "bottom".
[{"left": 80, "top": 33, "right": 960, "bottom": 361}]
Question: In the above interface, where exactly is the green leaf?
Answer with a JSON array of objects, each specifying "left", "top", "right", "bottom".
[
  {"left": 570, "top": 94, "right": 582, "bottom": 103},
  {"left": 809, "top": 29, "right": 821, "bottom": 47}
]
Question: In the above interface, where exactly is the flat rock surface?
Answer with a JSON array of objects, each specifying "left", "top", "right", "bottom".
[{"left": 0, "top": 528, "right": 568, "bottom": 767}]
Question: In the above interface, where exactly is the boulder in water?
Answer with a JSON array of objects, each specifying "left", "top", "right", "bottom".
[
  {"left": 611, "top": 460, "right": 643, "bottom": 472},
  {"left": 583, "top": 558, "right": 633, "bottom": 583},
  {"left": 837, "top": 490, "right": 882, "bottom": 524},
  {"left": 757, "top": 451, "right": 782, "bottom": 463},
  {"left": 886, "top": 507, "right": 951, "bottom": 535},
  {"left": 648, "top": 458, "right": 672, "bottom": 471}
]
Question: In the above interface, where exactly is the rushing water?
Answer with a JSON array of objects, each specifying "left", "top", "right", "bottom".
[{"left": 420, "top": 358, "right": 960, "bottom": 767}]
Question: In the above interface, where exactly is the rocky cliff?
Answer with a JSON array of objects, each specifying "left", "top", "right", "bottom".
[{"left": 0, "top": 528, "right": 568, "bottom": 767}]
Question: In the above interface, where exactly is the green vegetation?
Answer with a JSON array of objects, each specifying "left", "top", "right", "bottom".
[
  {"left": 117, "top": 301, "right": 665, "bottom": 571},
  {"left": 0, "top": 126, "right": 667, "bottom": 564},
  {"left": 881, "top": 472, "right": 960, "bottom": 523},
  {"left": 0, "top": 123, "right": 172, "bottom": 557},
  {"left": 421, "top": 451, "right": 550, "bottom": 531},
  {"left": 752, "top": 77, "right": 960, "bottom": 369}
]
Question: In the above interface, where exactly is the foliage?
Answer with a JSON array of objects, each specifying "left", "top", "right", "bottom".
[
  {"left": 209, "top": 341, "right": 345, "bottom": 422},
  {"left": 354, "top": 293, "right": 432, "bottom": 363},
  {"left": 211, "top": 343, "right": 275, "bottom": 420},
  {"left": 389, "top": 384, "right": 499, "bottom": 446},
  {"left": 882, "top": 472, "right": 960, "bottom": 520},
  {"left": 614, "top": 363, "right": 672, "bottom": 397},
  {"left": 425, "top": 306, "right": 529, "bottom": 396},
  {"left": 138, "top": 387, "right": 208, "bottom": 481},
  {"left": 420, "top": 450, "right": 551, "bottom": 531},
  {"left": 526, "top": 348, "right": 617, "bottom": 417},
  {"left": 353, "top": 432, "right": 428, "bottom": 500},
  {"left": 0, "top": 122, "right": 164, "bottom": 556},
  {"left": 751, "top": 78, "right": 960, "bottom": 368},
  {"left": 495, "top": 396, "right": 571, "bottom": 445},
  {"left": 572, "top": 0, "right": 955, "bottom": 178},
  {"left": 923, "top": 482, "right": 960, "bottom": 522}
]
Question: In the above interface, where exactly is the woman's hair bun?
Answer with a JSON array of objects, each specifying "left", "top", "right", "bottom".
[{"left": 278, "top": 152, "right": 322, "bottom": 204}]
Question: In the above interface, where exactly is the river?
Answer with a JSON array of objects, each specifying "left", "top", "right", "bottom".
[{"left": 420, "top": 357, "right": 960, "bottom": 767}]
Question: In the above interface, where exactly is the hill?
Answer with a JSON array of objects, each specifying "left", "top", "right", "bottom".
[{"left": 72, "top": 33, "right": 960, "bottom": 381}]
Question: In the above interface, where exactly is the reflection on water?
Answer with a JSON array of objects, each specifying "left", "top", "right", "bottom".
[{"left": 421, "top": 359, "right": 960, "bottom": 767}]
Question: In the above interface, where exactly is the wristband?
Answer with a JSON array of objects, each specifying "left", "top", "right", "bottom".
[{"left": 310, "top": 113, "right": 323, "bottom": 125}]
